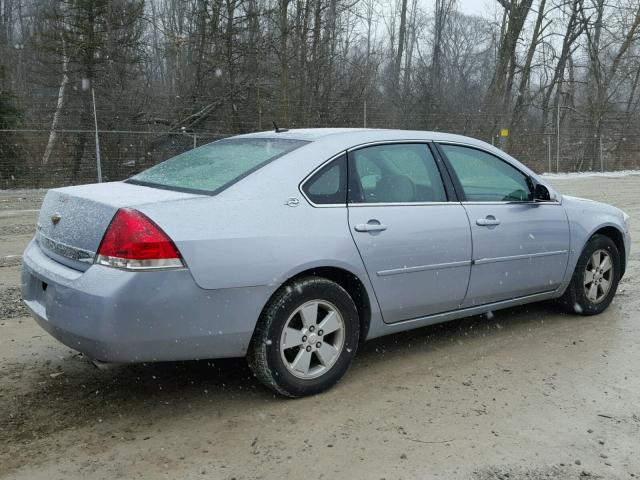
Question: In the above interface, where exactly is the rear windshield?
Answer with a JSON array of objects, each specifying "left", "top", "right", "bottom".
[{"left": 127, "top": 137, "right": 309, "bottom": 194}]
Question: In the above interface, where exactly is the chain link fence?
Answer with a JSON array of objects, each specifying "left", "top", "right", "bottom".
[
  {"left": 0, "top": 129, "right": 228, "bottom": 188},
  {"left": 2, "top": 98, "right": 639, "bottom": 189}
]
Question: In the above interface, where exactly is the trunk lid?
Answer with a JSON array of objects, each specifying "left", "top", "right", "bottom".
[{"left": 36, "top": 182, "right": 203, "bottom": 271}]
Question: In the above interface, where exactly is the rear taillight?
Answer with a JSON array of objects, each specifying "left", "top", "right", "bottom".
[{"left": 95, "top": 208, "right": 184, "bottom": 270}]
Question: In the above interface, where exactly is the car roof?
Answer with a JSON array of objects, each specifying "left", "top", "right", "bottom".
[
  {"left": 235, "top": 128, "right": 371, "bottom": 141},
  {"left": 236, "top": 127, "right": 481, "bottom": 144}
]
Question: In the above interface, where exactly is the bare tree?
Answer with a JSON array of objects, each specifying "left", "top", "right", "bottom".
[
  {"left": 581, "top": 0, "right": 640, "bottom": 169},
  {"left": 430, "top": 0, "right": 456, "bottom": 99},
  {"left": 509, "top": 0, "right": 548, "bottom": 131},
  {"left": 485, "top": 0, "right": 533, "bottom": 125},
  {"left": 4, "top": 0, "right": 640, "bottom": 185},
  {"left": 393, "top": 0, "right": 408, "bottom": 91},
  {"left": 539, "top": 0, "right": 583, "bottom": 131}
]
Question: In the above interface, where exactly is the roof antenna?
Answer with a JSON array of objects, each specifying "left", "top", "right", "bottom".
[{"left": 272, "top": 121, "right": 288, "bottom": 133}]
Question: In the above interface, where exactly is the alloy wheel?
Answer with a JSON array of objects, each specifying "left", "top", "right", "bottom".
[
  {"left": 584, "top": 249, "right": 614, "bottom": 304},
  {"left": 279, "top": 300, "right": 346, "bottom": 379}
]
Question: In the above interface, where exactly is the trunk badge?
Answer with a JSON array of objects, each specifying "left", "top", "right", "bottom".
[{"left": 51, "top": 213, "right": 61, "bottom": 225}]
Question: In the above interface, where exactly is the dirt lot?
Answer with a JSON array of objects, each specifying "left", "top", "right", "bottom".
[{"left": 1, "top": 177, "right": 639, "bottom": 480}]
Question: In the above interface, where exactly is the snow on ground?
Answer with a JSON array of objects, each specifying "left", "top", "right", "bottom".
[{"left": 542, "top": 169, "right": 640, "bottom": 179}]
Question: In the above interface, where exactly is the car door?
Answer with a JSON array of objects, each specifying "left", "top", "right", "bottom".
[
  {"left": 437, "top": 143, "right": 570, "bottom": 307},
  {"left": 347, "top": 143, "right": 472, "bottom": 323}
]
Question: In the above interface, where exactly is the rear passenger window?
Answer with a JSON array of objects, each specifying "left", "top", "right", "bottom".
[
  {"left": 349, "top": 144, "right": 447, "bottom": 203},
  {"left": 302, "top": 154, "right": 347, "bottom": 205}
]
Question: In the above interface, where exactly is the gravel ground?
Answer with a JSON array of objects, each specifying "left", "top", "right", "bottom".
[
  {"left": 0, "top": 178, "right": 639, "bottom": 480},
  {"left": 0, "top": 287, "right": 28, "bottom": 319}
]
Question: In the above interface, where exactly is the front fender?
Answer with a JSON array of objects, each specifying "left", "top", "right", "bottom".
[{"left": 561, "top": 195, "right": 630, "bottom": 286}]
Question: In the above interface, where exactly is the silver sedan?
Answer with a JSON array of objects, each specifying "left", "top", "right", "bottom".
[{"left": 22, "top": 129, "right": 630, "bottom": 396}]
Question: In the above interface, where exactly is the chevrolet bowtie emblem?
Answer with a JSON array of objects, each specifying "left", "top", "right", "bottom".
[{"left": 51, "top": 213, "right": 61, "bottom": 225}]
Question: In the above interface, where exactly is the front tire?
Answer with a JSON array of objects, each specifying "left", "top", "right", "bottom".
[
  {"left": 559, "top": 234, "right": 621, "bottom": 315},
  {"left": 248, "top": 277, "right": 360, "bottom": 397}
]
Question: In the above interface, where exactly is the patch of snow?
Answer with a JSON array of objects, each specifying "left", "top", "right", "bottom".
[{"left": 541, "top": 170, "right": 640, "bottom": 180}]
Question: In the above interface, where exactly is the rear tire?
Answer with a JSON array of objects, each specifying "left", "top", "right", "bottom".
[
  {"left": 558, "top": 234, "right": 620, "bottom": 315},
  {"left": 248, "top": 277, "right": 360, "bottom": 397}
]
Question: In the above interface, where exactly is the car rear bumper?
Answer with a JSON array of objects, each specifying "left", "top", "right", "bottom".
[{"left": 21, "top": 239, "right": 268, "bottom": 362}]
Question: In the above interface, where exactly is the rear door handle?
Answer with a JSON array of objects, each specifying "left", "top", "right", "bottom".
[
  {"left": 354, "top": 221, "right": 388, "bottom": 232},
  {"left": 476, "top": 216, "right": 501, "bottom": 227}
]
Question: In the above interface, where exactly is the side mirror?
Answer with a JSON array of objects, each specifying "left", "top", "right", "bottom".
[{"left": 533, "top": 183, "right": 551, "bottom": 201}]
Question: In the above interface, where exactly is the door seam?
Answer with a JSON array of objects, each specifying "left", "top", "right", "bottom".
[
  {"left": 459, "top": 203, "right": 475, "bottom": 307},
  {"left": 345, "top": 150, "right": 386, "bottom": 324}
]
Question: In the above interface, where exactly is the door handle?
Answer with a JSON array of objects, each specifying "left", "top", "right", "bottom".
[
  {"left": 354, "top": 221, "right": 388, "bottom": 232},
  {"left": 476, "top": 216, "right": 501, "bottom": 227}
]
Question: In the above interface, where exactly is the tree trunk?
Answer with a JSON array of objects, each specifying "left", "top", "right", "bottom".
[
  {"left": 485, "top": 0, "right": 533, "bottom": 129},
  {"left": 393, "top": 0, "right": 408, "bottom": 92},
  {"left": 278, "top": 0, "right": 291, "bottom": 125},
  {"left": 42, "top": 35, "right": 68, "bottom": 166},
  {"left": 510, "top": 0, "right": 546, "bottom": 131},
  {"left": 430, "top": 0, "right": 455, "bottom": 101},
  {"left": 540, "top": 0, "right": 582, "bottom": 131}
]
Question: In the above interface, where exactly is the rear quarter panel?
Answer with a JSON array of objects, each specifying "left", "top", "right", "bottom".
[{"left": 140, "top": 196, "right": 368, "bottom": 291}]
